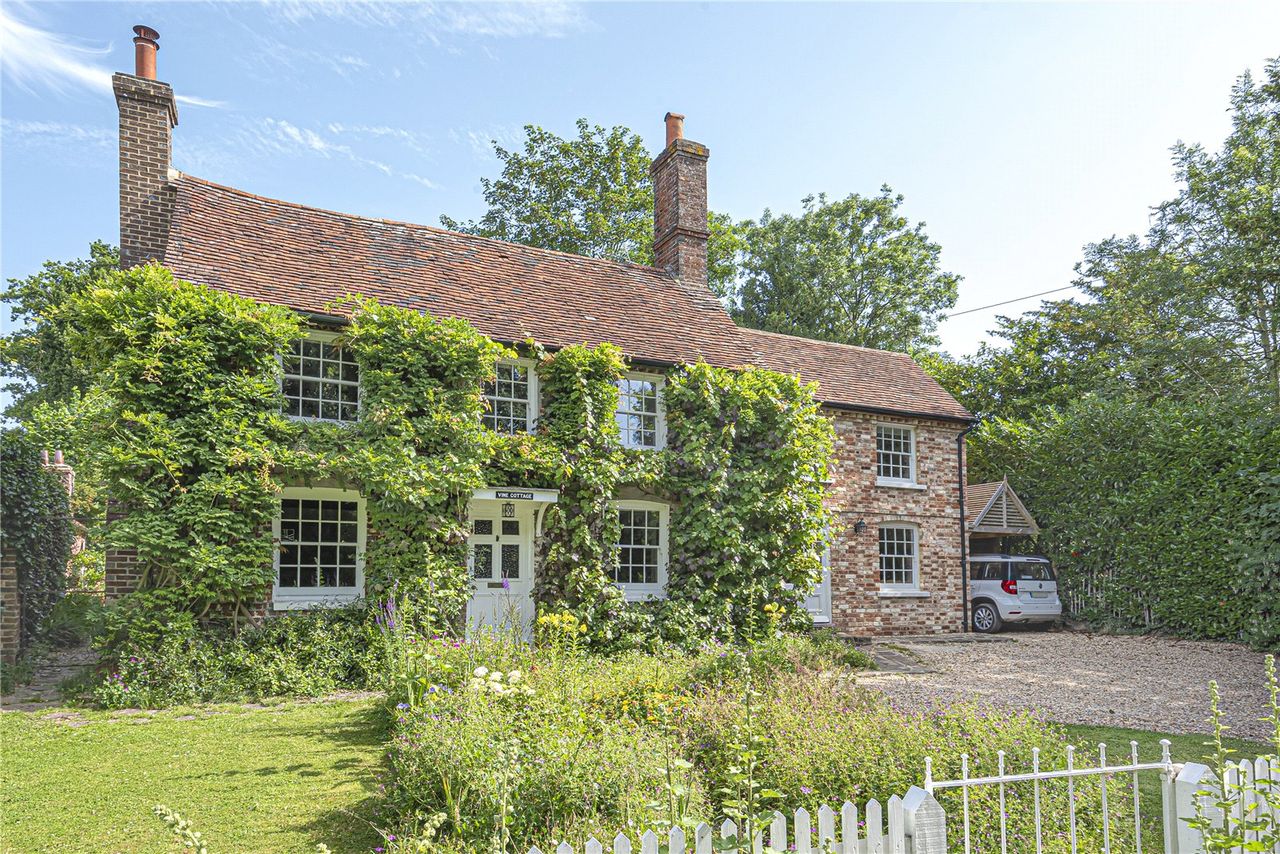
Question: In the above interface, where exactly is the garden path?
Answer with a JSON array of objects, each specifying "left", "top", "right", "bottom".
[{"left": 860, "top": 630, "right": 1276, "bottom": 741}]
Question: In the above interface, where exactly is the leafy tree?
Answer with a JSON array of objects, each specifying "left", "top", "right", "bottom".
[
  {"left": 1, "top": 241, "right": 118, "bottom": 419},
  {"left": 1155, "top": 57, "right": 1280, "bottom": 407},
  {"left": 733, "top": 188, "right": 960, "bottom": 351},
  {"left": 442, "top": 119, "right": 742, "bottom": 297}
]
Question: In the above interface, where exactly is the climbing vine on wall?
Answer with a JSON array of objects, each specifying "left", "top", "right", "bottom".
[
  {"left": 0, "top": 430, "right": 74, "bottom": 650},
  {"left": 71, "top": 268, "right": 835, "bottom": 651},
  {"left": 660, "top": 364, "right": 834, "bottom": 642},
  {"left": 283, "top": 297, "right": 507, "bottom": 627},
  {"left": 71, "top": 264, "right": 299, "bottom": 635}
]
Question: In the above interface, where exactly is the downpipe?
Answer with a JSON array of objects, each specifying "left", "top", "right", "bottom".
[{"left": 957, "top": 420, "right": 979, "bottom": 633}]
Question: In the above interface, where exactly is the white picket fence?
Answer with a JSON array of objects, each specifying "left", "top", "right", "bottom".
[
  {"left": 528, "top": 744, "right": 1280, "bottom": 854},
  {"left": 528, "top": 786, "right": 947, "bottom": 854},
  {"left": 1176, "top": 755, "right": 1280, "bottom": 853}
]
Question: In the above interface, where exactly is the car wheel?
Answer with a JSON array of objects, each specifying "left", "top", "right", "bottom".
[{"left": 972, "top": 602, "right": 1002, "bottom": 633}]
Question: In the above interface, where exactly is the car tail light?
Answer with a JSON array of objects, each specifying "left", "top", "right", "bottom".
[{"left": 1001, "top": 579, "right": 1018, "bottom": 595}]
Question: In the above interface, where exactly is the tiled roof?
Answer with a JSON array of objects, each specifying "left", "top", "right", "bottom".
[
  {"left": 739, "top": 328, "right": 972, "bottom": 421},
  {"left": 162, "top": 175, "right": 971, "bottom": 421},
  {"left": 965, "top": 482, "right": 1002, "bottom": 523},
  {"left": 162, "top": 176, "right": 754, "bottom": 369}
]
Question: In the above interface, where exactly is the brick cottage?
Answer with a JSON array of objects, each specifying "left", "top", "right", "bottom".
[{"left": 105, "top": 27, "right": 974, "bottom": 637}]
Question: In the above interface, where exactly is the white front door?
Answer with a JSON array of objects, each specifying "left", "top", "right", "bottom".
[{"left": 466, "top": 501, "right": 535, "bottom": 638}]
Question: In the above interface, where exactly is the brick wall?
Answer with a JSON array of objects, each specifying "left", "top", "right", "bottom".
[
  {"left": 824, "top": 409, "right": 967, "bottom": 637},
  {"left": 1, "top": 548, "right": 19, "bottom": 666},
  {"left": 113, "top": 71, "right": 177, "bottom": 269}
]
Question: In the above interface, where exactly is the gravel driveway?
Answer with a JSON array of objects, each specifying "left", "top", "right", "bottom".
[{"left": 861, "top": 631, "right": 1277, "bottom": 742}]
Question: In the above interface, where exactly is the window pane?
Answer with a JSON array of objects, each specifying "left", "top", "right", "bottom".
[
  {"left": 474, "top": 544, "right": 493, "bottom": 578},
  {"left": 281, "top": 337, "right": 361, "bottom": 424},
  {"left": 278, "top": 497, "right": 361, "bottom": 592},
  {"left": 502, "top": 544, "right": 520, "bottom": 578}
]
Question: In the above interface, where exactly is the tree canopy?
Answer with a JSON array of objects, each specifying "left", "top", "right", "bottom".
[
  {"left": 440, "top": 119, "right": 743, "bottom": 298},
  {"left": 1, "top": 240, "right": 118, "bottom": 420},
  {"left": 732, "top": 189, "right": 960, "bottom": 351}
]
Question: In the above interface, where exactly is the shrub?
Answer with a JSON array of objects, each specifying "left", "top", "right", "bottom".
[
  {"left": 678, "top": 672, "right": 1130, "bottom": 852},
  {"left": 381, "top": 635, "right": 1116, "bottom": 853},
  {"left": 385, "top": 636, "right": 707, "bottom": 851},
  {"left": 93, "top": 606, "right": 375, "bottom": 708},
  {"left": 0, "top": 429, "right": 74, "bottom": 651}
]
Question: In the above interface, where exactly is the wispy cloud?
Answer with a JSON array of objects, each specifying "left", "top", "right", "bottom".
[
  {"left": 242, "top": 117, "right": 438, "bottom": 188},
  {"left": 449, "top": 124, "right": 524, "bottom": 161},
  {"left": 327, "top": 122, "right": 432, "bottom": 156},
  {"left": 0, "top": 6, "right": 225, "bottom": 108},
  {"left": 260, "top": 1, "right": 587, "bottom": 38},
  {"left": 1, "top": 118, "right": 114, "bottom": 151}
]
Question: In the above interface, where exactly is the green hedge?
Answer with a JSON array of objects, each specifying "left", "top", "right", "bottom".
[
  {"left": 969, "top": 396, "right": 1280, "bottom": 646},
  {"left": 0, "top": 430, "right": 74, "bottom": 650}
]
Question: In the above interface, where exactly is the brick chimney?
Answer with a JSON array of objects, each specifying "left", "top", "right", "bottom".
[
  {"left": 113, "top": 25, "right": 178, "bottom": 269},
  {"left": 651, "top": 112, "right": 710, "bottom": 288}
]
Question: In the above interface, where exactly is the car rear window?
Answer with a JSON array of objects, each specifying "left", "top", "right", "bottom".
[{"left": 1012, "top": 562, "right": 1055, "bottom": 581}]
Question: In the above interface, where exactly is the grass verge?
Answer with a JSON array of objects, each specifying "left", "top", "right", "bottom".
[{"left": 1, "top": 697, "right": 387, "bottom": 853}]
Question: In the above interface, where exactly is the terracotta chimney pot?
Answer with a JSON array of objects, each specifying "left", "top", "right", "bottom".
[
  {"left": 664, "top": 112, "right": 685, "bottom": 147},
  {"left": 133, "top": 25, "right": 160, "bottom": 80}
]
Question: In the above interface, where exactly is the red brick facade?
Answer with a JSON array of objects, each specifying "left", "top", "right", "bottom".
[
  {"left": 1, "top": 548, "right": 19, "bottom": 666},
  {"left": 825, "top": 409, "right": 967, "bottom": 637}
]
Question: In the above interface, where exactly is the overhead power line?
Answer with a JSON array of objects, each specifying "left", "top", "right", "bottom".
[{"left": 944, "top": 285, "right": 1082, "bottom": 319}]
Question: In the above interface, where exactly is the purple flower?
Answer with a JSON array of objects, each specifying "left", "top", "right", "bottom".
[
  {"left": 502, "top": 577, "right": 511, "bottom": 590},
  {"left": 396, "top": 703, "right": 409, "bottom": 710}
]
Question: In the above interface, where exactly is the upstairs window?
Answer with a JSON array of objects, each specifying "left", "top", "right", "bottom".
[
  {"left": 483, "top": 361, "right": 536, "bottom": 434},
  {"left": 612, "top": 500, "right": 668, "bottom": 600},
  {"left": 616, "top": 373, "right": 665, "bottom": 449},
  {"left": 283, "top": 333, "right": 359, "bottom": 423},
  {"left": 878, "top": 523, "right": 918, "bottom": 588},
  {"left": 876, "top": 425, "right": 916, "bottom": 485}
]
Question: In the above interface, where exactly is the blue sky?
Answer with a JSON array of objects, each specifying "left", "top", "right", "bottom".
[{"left": 2, "top": 0, "right": 1277, "bottom": 356}]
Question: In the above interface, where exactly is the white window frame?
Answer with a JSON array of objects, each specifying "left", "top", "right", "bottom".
[
  {"left": 483, "top": 358, "right": 539, "bottom": 434},
  {"left": 281, "top": 330, "right": 360, "bottom": 425},
  {"left": 612, "top": 499, "right": 669, "bottom": 601},
  {"left": 877, "top": 522, "right": 920, "bottom": 592},
  {"left": 615, "top": 372, "right": 666, "bottom": 450},
  {"left": 272, "top": 486, "right": 366, "bottom": 609},
  {"left": 875, "top": 424, "right": 919, "bottom": 487}
]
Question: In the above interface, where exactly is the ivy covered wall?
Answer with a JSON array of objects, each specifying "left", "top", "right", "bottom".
[{"left": 74, "top": 266, "right": 833, "bottom": 650}]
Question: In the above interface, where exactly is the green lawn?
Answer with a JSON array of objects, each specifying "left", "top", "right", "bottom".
[
  {"left": 1, "top": 698, "right": 388, "bottom": 854},
  {"left": 3, "top": 698, "right": 1275, "bottom": 854}
]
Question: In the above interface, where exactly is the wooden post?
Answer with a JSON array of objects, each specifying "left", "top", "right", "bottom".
[
  {"left": 1172, "top": 762, "right": 1221, "bottom": 854},
  {"left": 902, "top": 787, "right": 948, "bottom": 854}
]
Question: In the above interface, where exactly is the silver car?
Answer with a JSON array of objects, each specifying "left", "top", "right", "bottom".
[{"left": 969, "top": 554, "right": 1061, "bottom": 633}]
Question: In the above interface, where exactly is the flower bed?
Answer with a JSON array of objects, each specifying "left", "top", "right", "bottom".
[{"left": 377, "top": 628, "right": 1128, "bottom": 853}]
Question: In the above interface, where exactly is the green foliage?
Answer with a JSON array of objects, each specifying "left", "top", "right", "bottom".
[
  {"left": 661, "top": 363, "right": 833, "bottom": 643},
  {"left": 0, "top": 429, "right": 74, "bottom": 650},
  {"left": 285, "top": 298, "right": 507, "bottom": 625},
  {"left": 0, "top": 240, "right": 119, "bottom": 419},
  {"left": 970, "top": 396, "right": 1280, "bottom": 642},
  {"left": 70, "top": 264, "right": 301, "bottom": 622},
  {"left": 733, "top": 188, "right": 960, "bottom": 351},
  {"left": 93, "top": 607, "right": 376, "bottom": 708},
  {"left": 531, "top": 343, "right": 630, "bottom": 636},
  {"left": 61, "top": 267, "right": 833, "bottom": 681},
  {"left": 1157, "top": 57, "right": 1280, "bottom": 407},
  {"left": 382, "top": 637, "right": 1112, "bottom": 853},
  {"left": 440, "top": 118, "right": 742, "bottom": 298}
]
